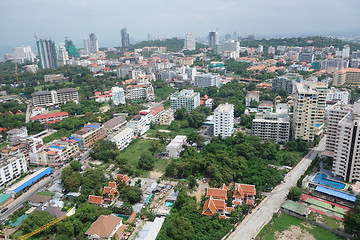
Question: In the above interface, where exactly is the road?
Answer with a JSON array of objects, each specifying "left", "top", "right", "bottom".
[
  {"left": 227, "top": 137, "right": 326, "bottom": 240},
  {"left": 0, "top": 169, "right": 61, "bottom": 220}
]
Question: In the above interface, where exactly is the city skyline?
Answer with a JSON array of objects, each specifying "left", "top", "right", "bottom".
[{"left": 1, "top": 0, "right": 360, "bottom": 52}]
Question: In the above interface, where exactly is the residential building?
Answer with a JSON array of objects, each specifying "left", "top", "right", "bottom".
[
  {"left": 36, "top": 39, "right": 58, "bottom": 69},
  {"left": 324, "top": 104, "right": 352, "bottom": 158},
  {"left": 126, "top": 84, "right": 155, "bottom": 101},
  {"left": 214, "top": 103, "right": 234, "bottom": 138},
  {"left": 159, "top": 110, "right": 174, "bottom": 125},
  {"left": 56, "top": 43, "right": 69, "bottom": 66},
  {"left": 30, "top": 112, "right": 69, "bottom": 124},
  {"left": 333, "top": 68, "right": 360, "bottom": 86},
  {"left": 332, "top": 101, "right": 360, "bottom": 182},
  {"left": 65, "top": 39, "right": 80, "bottom": 58},
  {"left": 85, "top": 214, "right": 124, "bottom": 240},
  {"left": 128, "top": 114, "right": 149, "bottom": 136},
  {"left": 232, "top": 183, "right": 256, "bottom": 206},
  {"left": 293, "top": 82, "right": 327, "bottom": 141},
  {"left": 326, "top": 87, "right": 350, "bottom": 104},
  {"left": 72, "top": 124, "right": 106, "bottom": 149},
  {"left": 103, "top": 116, "right": 127, "bottom": 134},
  {"left": 84, "top": 39, "right": 90, "bottom": 55},
  {"left": 299, "top": 53, "right": 314, "bottom": 63},
  {"left": 170, "top": 89, "right": 200, "bottom": 112},
  {"left": 166, "top": 135, "right": 187, "bottom": 158},
  {"left": 102, "top": 182, "right": 119, "bottom": 202},
  {"left": 150, "top": 106, "right": 165, "bottom": 123},
  {"left": 342, "top": 44, "right": 350, "bottom": 58},
  {"left": 257, "top": 101, "right": 273, "bottom": 113},
  {"left": 209, "top": 31, "right": 219, "bottom": 50},
  {"left": 89, "top": 33, "right": 99, "bottom": 53},
  {"left": 121, "top": 28, "right": 130, "bottom": 47},
  {"left": 31, "top": 88, "right": 79, "bottom": 107},
  {"left": 194, "top": 73, "right": 220, "bottom": 88},
  {"left": 245, "top": 91, "right": 260, "bottom": 107},
  {"left": 7, "top": 127, "right": 28, "bottom": 141},
  {"left": 112, "top": 87, "right": 125, "bottom": 105},
  {"left": 319, "top": 59, "right": 349, "bottom": 71},
  {"left": 252, "top": 104, "right": 291, "bottom": 143},
  {"left": 184, "top": 33, "right": 196, "bottom": 51},
  {"left": 268, "top": 46, "right": 275, "bottom": 55},
  {"left": 0, "top": 155, "right": 28, "bottom": 188},
  {"left": 219, "top": 41, "right": 240, "bottom": 58},
  {"left": 272, "top": 73, "right": 303, "bottom": 94},
  {"left": 4, "top": 45, "right": 36, "bottom": 64},
  {"left": 110, "top": 127, "right": 134, "bottom": 151}
]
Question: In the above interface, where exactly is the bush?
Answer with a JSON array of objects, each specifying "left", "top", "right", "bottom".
[{"left": 287, "top": 187, "right": 302, "bottom": 201}]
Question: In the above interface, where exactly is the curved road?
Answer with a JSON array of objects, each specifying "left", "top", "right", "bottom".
[{"left": 227, "top": 138, "right": 326, "bottom": 240}]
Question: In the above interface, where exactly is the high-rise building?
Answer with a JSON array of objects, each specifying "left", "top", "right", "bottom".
[
  {"left": 36, "top": 39, "right": 58, "bottom": 69},
  {"left": 184, "top": 33, "right": 196, "bottom": 51},
  {"left": 5, "top": 45, "right": 36, "bottom": 64},
  {"left": 342, "top": 44, "right": 350, "bottom": 58},
  {"left": 65, "top": 39, "right": 80, "bottom": 58},
  {"left": 333, "top": 68, "right": 360, "bottom": 86},
  {"left": 299, "top": 53, "right": 314, "bottom": 63},
  {"left": 56, "top": 43, "right": 69, "bottom": 66},
  {"left": 121, "top": 28, "right": 130, "bottom": 47},
  {"left": 272, "top": 73, "right": 303, "bottom": 94},
  {"left": 209, "top": 31, "right": 219, "bottom": 50},
  {"left": 293, "top": 82, "right": 328, "bottom": 141},
  {"left": 84, "top": 39, "right": 90, "bottom": 55},
  {"left": 214, "top": 103, "right": 234, "bottom": 138},
  {"left": 252, "top": 104, "right": 290, "bottom": 143},
  {"left": 170, "top": 89, "right": 200, "bottom": 112},
  {"left": 268, "top": 46, "right": 275, "bottom": 55},
  {"left": 319, "top": 59, "right": 349, "bottom": 71},
  {"left": 194, "top": 73, "right": 220, "bottom": 88},
  {"left": 219, "top": 41, "right": 240, "bottom": 58},
  {"left": 112, "top": 86, "right": 125, "bottom": 105},
  {"left": 332, "top": 101, "right": 360, "bottom": 182},
  {"left": 89, "top": 33, "right": 99, "bottom": 53}
]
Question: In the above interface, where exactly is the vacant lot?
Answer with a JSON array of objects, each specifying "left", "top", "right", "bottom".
[{"left": 257, "top": 212, "right": 345, "bottom": 240}]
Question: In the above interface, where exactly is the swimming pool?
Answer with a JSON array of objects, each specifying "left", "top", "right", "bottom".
[{"left": 312, "top": 173, "right": 345, "bottom": 189}]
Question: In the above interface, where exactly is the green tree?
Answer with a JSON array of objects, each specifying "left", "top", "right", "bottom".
[
  {"left": 167, "top": 216, "right": 195, "bottom": 240},
  {"left": 70, "top": 160, "right": 82, "bottom": 171},
  {"left": 287, "top": 187, "right": 303, "bottom": 201},
  {"left": 21, "top": 211, "right": 56, "bottom": 234},
  {"left": 119, "top": 185, "right": 143, "bottom": 204},
  {"left": 174, "top": 106, "right": 188, "bottom": 120},
  {"left": 138, "top": 152, "right": 155, "bottom": 170}
]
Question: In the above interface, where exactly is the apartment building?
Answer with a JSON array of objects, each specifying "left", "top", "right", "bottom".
[
  {"left": 170, "top": 89, "right": 200, "bottom": 112},
  {"left": 31, "top": 88, "right": 79, "bottom": 107},
  {"left": 30, "top": 112, "right": 69, "bottom": 124},
  {"left": 0, "top": 155, "right": 28, "bottom": 188},
  {"left": 319, "top": 59, "right": 349, "bottom": 71},
  {"left": 128, "top": 115, "right": 149, "bottom": 136},
  {"left": 72, "top": 124, "right": 106, "bottom": 149},
  {"left": 245, "top": 91, "right": 260, "bottom": 107},
  {"left": 166, "top": 135, "right": 187, "bottom": 158},
  {"left": 252, "top": 103, "right": 290, "bottom": 143},
  {"left": 324, "top": 104, "right": 352, "bottom": 158},
  {"left": 125, "top": 84, "right": 155, "bottom": 101},
  {"left": 293, "top": 82, "right": 327, "bottom": 141},
  {"left": 194, "top": 74, "right": 220, "bottom": 88},
  {"left": 326, "top": 87, "right": 350, "bottom": 104},
  {"left": 333, "top": 68, "right": 360, "bottom": 86},
  {"left": 110, "top": 127, "right": 134, "bottom": 151},
  {"left": 332, "top": 101, "right": 360, "bottom": 182},
  {"left": 214, "top": 103, "right": 234, "bottom": 138}
]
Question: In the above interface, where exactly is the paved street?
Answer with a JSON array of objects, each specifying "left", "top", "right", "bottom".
[
  {"left": 0, "top": 169, "right": 61, "bottom": 220},
  {"left": 228, "top": 138, "right": 326, "bottom": 240}
]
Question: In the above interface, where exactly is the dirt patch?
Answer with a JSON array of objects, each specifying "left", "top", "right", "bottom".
[
  {"left": 274, "top": 225, "right": 316, "bottom": 240},
  {"left": 100, "top": 104, "right": 110, "bottom": 113},
  {"left": 150, "top": 171, "right": 163, "bottom": 179},
  {"left": 189, "top": 181, "right": 209, "bottom": 202}
]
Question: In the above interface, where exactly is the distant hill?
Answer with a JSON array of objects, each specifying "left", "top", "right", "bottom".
[
  {"left": 129, "top": 38, "right": 208, "bottom": 52},
  {"left": 240, "top": 36, "right": 360, "bottom": 51}
]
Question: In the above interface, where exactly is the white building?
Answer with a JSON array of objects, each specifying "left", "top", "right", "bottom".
[
  {"left": 110, "top": 127, "right": 134, "bottom": 151},
  {"left": 214, "top": 103, "right": 234, "bottom": 138},
  {"left": 194, "top": 74, "right": 220, "bottom": 88},
  {"left": 126, "top": 84, "right": 155, "bottom": 101},
  {"left": 252, "top": 104, "right": 290, "bottom": 143},
  {"left": 56, "top": 43, "right": 69, "bottom": 66},
  {"left": 89, "top": 33, "right": 99, "bottom": 53},
  {"left": 166, "top": 135, "right": 187, "bottom": 158},
  {"left": 128, "top": 114, "right": 149, "bottom": 136},
  {"left": 112, "top": 87, "right": 125, "bottom": 105},
  {"left": 170, "top": 89, "right": 200, "bottom": 112},
  {"left": 184, "top": 33, "right": 196, "bottom": 51},
  {"left": 332, "top": 101, "right": 360, "bottom": 182},
  {"left": 342, "top": 44, "right": 350, "bottom": 58},
  {"left": 220, "top": 41, "right": 240, "bottom": 58},
  {"left": 0, "top": 155, "right": 28, "bottom": 188},
  {"left": 245, "top": 91, "right": 260, "bottom": 107},
  {"left": 268, "top": 46, "right": 275, "bottom": 55},
  {"left": 31, "top": 88, "right": 79, "bottom": 107},
  {"left": 84, "top": 39, "right": 90, "bottom": 55},
  {"left": 4, "top": 45, "right": 36, "bottom": 64},
  {"left": 326, "top": 87, "right": 350, "bottom": 104}
]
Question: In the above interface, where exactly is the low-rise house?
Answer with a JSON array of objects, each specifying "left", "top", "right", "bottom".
[
  {"left": 166, "top": 135, "right": 187, "bottom": 158},
  {"left": 110, "top": 127, "right": 134, "bottom": 151},
  {"left": 88, "top": 195, "right": 104, "bottom": 205},
  {"left": 102, "top": 182, "right": 119, "bottom": 202},
  {"left": 30, "top": 112, "right": 69, "bottom": 124},
  {"left": 128, "top": 114, "right": 149, "bottom": 136},
  {"left": 116, "top": 174, "right": 130, "bottom": 184},
  {"left": 85, "top": 214, "right": 124, "bottom": 240},
  {"left": 232, "top": 183, "right": 256, "bottom": 206},
  {"left": 28, "top": 194, "right": 52, "bottom": 207}
]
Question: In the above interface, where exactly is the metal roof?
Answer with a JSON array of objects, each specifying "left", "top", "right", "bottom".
[{"left": 315, "top": 185, "right": 357, "bottom": 202}]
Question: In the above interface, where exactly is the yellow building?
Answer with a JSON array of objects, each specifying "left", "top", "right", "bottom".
[{"left": 333, "top": 68, "right": 360, "bottom": 86}]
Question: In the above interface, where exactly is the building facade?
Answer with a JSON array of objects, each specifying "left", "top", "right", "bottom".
[
  {"left": 194, "top": 74, "right": 220, "bottom": 88},
  {"left": 112, "top": 86, "right": 125, "bottom": 105},
  {"left": 170, "top": 89, "right": 200, "bottom": 112},
  {"left": 121, "top": 28, "right": 130, "bottom": 47},
  {"left": 110, "top": 127, "right": 134, "bottom": 151},
  {"left": 326, "top": 87, "right": 350, "bottom": 104},
  {"left": 184, "top": 33, "right": 196, "bottom": 51},
  {"left": 209, "top": 31, "right": 219, "bottom": 50},
  {"left": 72, "top": 124, "right": 106, "bottom": 149},
  {"left": 36, "top": 39, "right": 58, "bottom": 69},
  {"left": 333, "top": 68, "right": 360, "bottom": 86},
  {"left": 0, "top": 155, "right": 28, "bottom": 188},
  {"left": 214, "top": 103, "right": 234, "bottom": 138},
  {"left": 31, "top": 88, "right": 79, "bottom": 107},
  {"left": 89, "top": 33, "right": 99, "bottom": 53}
]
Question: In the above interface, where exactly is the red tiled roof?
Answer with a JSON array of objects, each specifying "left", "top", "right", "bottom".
[
  {"left": 233, "top": 183, "right": 245, "bottom": 199},
  {"left": 220, "top": 184, "right": 228, "bottom": 190},
  {"left": 45, "top": 120, "right": 61, "bottom": 124},
  {"left": 219, "top": 215, "right": 226, "bottom": 219},
  {"left": 31, "top": 112, "right": 69, "bottom": 120},
  {"left": 126, "top": 212, "right": 137, "bottom": 224},
  {"left": 109, "top": 182, "right": 117, "bottom": 189},
  {"left": 213, "top": 199, "right": 226, "bottom": 210},
  {"left": 202, "top": 196, "right": 217, "bottom": 216},
  {"left": 88, "top": 195, "right": 104, "bottom": 205},
  {"left": 47, "top": 151, "right": 57, "bottom": 155},
  {"left": 206, "top": 188, "right": 227, "bottom": 200},
  {"left": 240, "top": 184, "right": 256, "bottom": 196}
]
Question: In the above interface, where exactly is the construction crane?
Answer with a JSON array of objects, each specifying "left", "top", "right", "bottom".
[{"left": 17, "top": 207, "right": 75, "bottom": 240}]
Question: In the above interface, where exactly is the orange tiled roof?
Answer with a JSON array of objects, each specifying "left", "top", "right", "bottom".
[
  {"left": 206, "top": 188, "right": 227, "bottom": 200},
  {"left": 88, "top": 195, "right": 104, "bottom": 205},
  {"left": 202, "top": 196, "right": 217, "bottom": 216},
  {"left": 220, "top": 184, "right": 228, "bottom": 190},
  {"left": 240, "top": 184, "right": 256, "bottom": 196}
]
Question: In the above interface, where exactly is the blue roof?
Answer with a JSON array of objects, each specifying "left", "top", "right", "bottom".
[
  {"left": 315, "top": 185, "right": 357, "bottom": 202},
  {"left": 50, "top": 145, "right": 64, "bottom": 150},
  {"left": 73, "top": 138, "right": 81, "bottom": 142},
  {"left": 85, "top": 124, "right": 99, "bottom": 128},
  {"left": 13, "top": 168, "right": 53, "bottom": 194}
]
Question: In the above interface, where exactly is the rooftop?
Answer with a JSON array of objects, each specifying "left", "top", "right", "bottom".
[
  {"left": 85, "top": 215, "right": 122, "bottom": 238},
  {"left": 31, "top": 112, "right": 68, "bottom": 120}
]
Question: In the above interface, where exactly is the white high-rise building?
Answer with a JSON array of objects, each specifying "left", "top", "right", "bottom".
[
  {"left": 112, "top": 87, "right": 125, "bottom": 105},
  {"left": 84, "top": 39, "right": 90, "bottom": 55},
  {"left": 0, "top": 155, "right": 28, "bottom": 188},
  {"left": 293, "top": 82, "right": 327, "bottom": 141},
  {"left": 220, "top": 41, "right": 240, "bottom": 58},
  {"left": 214, "top": 103, "right": 234, "bottom": 138},
  {"left": 4, "top": 45, "right": 36, "bottom": 64},
  {"left": 184, "top": 33, "right": 196, "bottom": 51},
  {"left": 194, "top": 74, "right": 220, "bottom": 88},
  {"left": 268, "top": 46, "right": 275, "bottom": 55},
  {"left": 332, "top": 101, "right": 360, "bottom": 182},
  {"left": 342, "top": 44, "right": 350, "bottom": 58},
  {"left": 89, "top": 33, "right": 99, "bottom": 53},
  {"left": 56, "top": 43, "right": 69, "bottom": 66},
  {"left": 170, "top": 89, "right": 200, "bottom": 112}
]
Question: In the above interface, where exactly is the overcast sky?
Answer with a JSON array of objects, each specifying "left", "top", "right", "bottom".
[{"left": 1, "top": 0, "right": 360, "bottom": 52}]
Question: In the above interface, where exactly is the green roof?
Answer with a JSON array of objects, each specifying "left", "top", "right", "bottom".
[
  {"left": 0, "top": 194, "right": 11, "bottom": 205},
  {"left": 281, "top": 200, "right": 308, "bottom": 216}
]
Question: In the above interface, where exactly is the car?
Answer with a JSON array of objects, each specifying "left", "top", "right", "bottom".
[{"left": 1, "top": 208, "right": 8, "bottom": 213}]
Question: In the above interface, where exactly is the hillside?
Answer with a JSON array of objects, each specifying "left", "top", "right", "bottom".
[
  {"left": 129, "top": 38, "right": 208, "bottom": 52},
  {"left": 240, "top": 36, "right": 360, "bottom": 51}
]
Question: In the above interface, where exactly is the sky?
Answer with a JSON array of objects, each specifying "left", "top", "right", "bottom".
[{"left": 1, "top": 0, "right": 360, "bottom": 56}]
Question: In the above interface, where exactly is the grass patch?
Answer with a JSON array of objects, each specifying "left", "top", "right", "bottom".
[
  {"left": 11, "top": 230, "right": 43, "bottom": 240},
  {"left": 258, "top": 212, "right": 345, "bottom": 240},
  {"left": 307, "top": 211, "right": 343, "bottom": 230},
  {"left": 36, "top": 191, "right": 55, "bottom": 196},
  {"left": 154, "top": 158, "right": 171, "bottom": 172}
]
